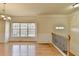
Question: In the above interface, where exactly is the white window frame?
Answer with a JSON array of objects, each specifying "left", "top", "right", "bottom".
[{"left": 11, "top": 23, "right": 37, "bottom": 38}]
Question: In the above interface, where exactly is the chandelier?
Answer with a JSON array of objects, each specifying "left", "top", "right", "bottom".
[
  {"left": 73, "top": 3, "right": 79, "bottom": 8},
  {"left": 0, "top": 3, "right": 11, "bottom": 21}
]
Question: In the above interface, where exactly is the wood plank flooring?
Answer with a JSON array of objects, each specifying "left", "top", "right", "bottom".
[{"left": 0, "top": 42, "right": 62, "bottom": 56}]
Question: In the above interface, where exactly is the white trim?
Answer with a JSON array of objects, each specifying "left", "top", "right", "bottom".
[{"left": 70, "top": 49, "right": 78, "bottom": 56}]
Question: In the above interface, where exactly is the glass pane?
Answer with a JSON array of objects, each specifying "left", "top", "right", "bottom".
[
  {"left": 28, "top": 23, "right": 36, "bottom": 37},
  {"left": 28, "top": 23, "right": 36, "bottom": 29},
  {"left": 12, "top": 23, "right": 20, "bottom": 37},
  {"left": 21, "top": 23, "right": 27, "bottom": 37},
  {"left": 12, "top": 23, "right": 20, "bottom": 29}
]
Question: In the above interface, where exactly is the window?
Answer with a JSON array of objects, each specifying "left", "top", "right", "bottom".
[
  {"left": 12, "top": 23, "right": 20, "bottom": 37},
  {"left": 21, "top": 23, "right": 28, "bottom": 37},
  {"left": 28, "top": 23, "right": 36, "bottom": 37},
  {"left": 12, "top": 23, "right": 36, "bottom": 37}
]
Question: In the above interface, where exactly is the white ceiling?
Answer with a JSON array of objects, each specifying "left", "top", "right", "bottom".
[{"left": 0, "top": 3, "right": 75, "bottom": 16}]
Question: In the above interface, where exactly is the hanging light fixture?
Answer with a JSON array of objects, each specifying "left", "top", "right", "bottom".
[
  {"left": 0, "top": 3, "right": 11, "bottom": 21},
  {"left": 73, "top": 3, "right": 79, "bottom": 8}
]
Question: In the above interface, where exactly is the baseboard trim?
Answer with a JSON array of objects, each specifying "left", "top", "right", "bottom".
[
  {"left": 50, "top": 42, "right": 66, "bottom": 56},
  {"left": 37, "top": 42, "right": 49, "bottom": 43},
  {"left": 0, "top": 41, "right": 5, "bottom": 44},
  {"left": 69, "top": 52, "right": 75, "bottom": 56},
  {"left": 70, "top": 50, "right": 77, "bottom": 56},
  {"left": 8, "top": 41, "right": 37, "bottom": 43}
]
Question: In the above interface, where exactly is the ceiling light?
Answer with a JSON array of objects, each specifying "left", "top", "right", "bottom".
[
  {"left": 56, "top": 26, "right": 64, "bottom": 30},
  {"left": 1, "top": 15, "right": 5, "bottom": 18},
  {"left": 0, "top": 3, "right": 11, "bottom": 21},
  {"left": 73, "top": 3, "right": 79, "bottom": 8},
  {"left": 3, "top": 17, "right": 7, "bottom": 20},
  {"left": 56, "top": 27, "right": 59, "bottom": 29},
  {"left": 7, "top": 16, "right": 11, "bottom": 20}
]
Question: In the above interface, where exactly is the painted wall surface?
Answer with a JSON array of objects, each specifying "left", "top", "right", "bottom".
[
  {"left": 0, "top": 15, "right": 69, "bottom": 48},
  {"left": 9, "top": 15, "right": 68, "bottom": 43},
  {"left": 69, "top": 11, "right": 79, "bottom": 55},
  {"left": 0, "top": 19, "right": 5, "bottom": 43}
]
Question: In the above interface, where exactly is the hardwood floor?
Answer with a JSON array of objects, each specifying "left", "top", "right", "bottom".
[
  {"left": 36, "top": 43, "right": 62, "bottom": 56},
  {"left": 0, "top": 42, "right": 62, "bottom": 56}
]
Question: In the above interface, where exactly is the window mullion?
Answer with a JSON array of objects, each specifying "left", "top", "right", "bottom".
[
  {"left": 19, "top": 23, "right": 21, "bottom": 37},
  {"left": 27, "top": 23, "right": 28, "bottom": 37}
]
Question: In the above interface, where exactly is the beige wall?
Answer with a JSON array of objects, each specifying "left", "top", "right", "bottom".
[
  {"left": 0, "top": 19, "right": 5, "bottom": 43},
  {"left": 9, "top": 15, "right": 69, "bottom": 43},
  {"left": 69, "top": 11, "right": 79, "bottom": 55}
]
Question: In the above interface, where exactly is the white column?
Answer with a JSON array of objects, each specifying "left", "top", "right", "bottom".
[{"left": 5, "top": 20, "right": 10, "bottom": 42}]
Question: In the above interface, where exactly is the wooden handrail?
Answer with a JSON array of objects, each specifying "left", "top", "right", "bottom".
[
  {"left": 67, "top": 35, "right": 71, "bottom": 56},
  {"left": 51, "top": 32, "right": 55, "bottom": 35},
  {"left": 51, "top": 32, "right": 71, "bottom": 56}
]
